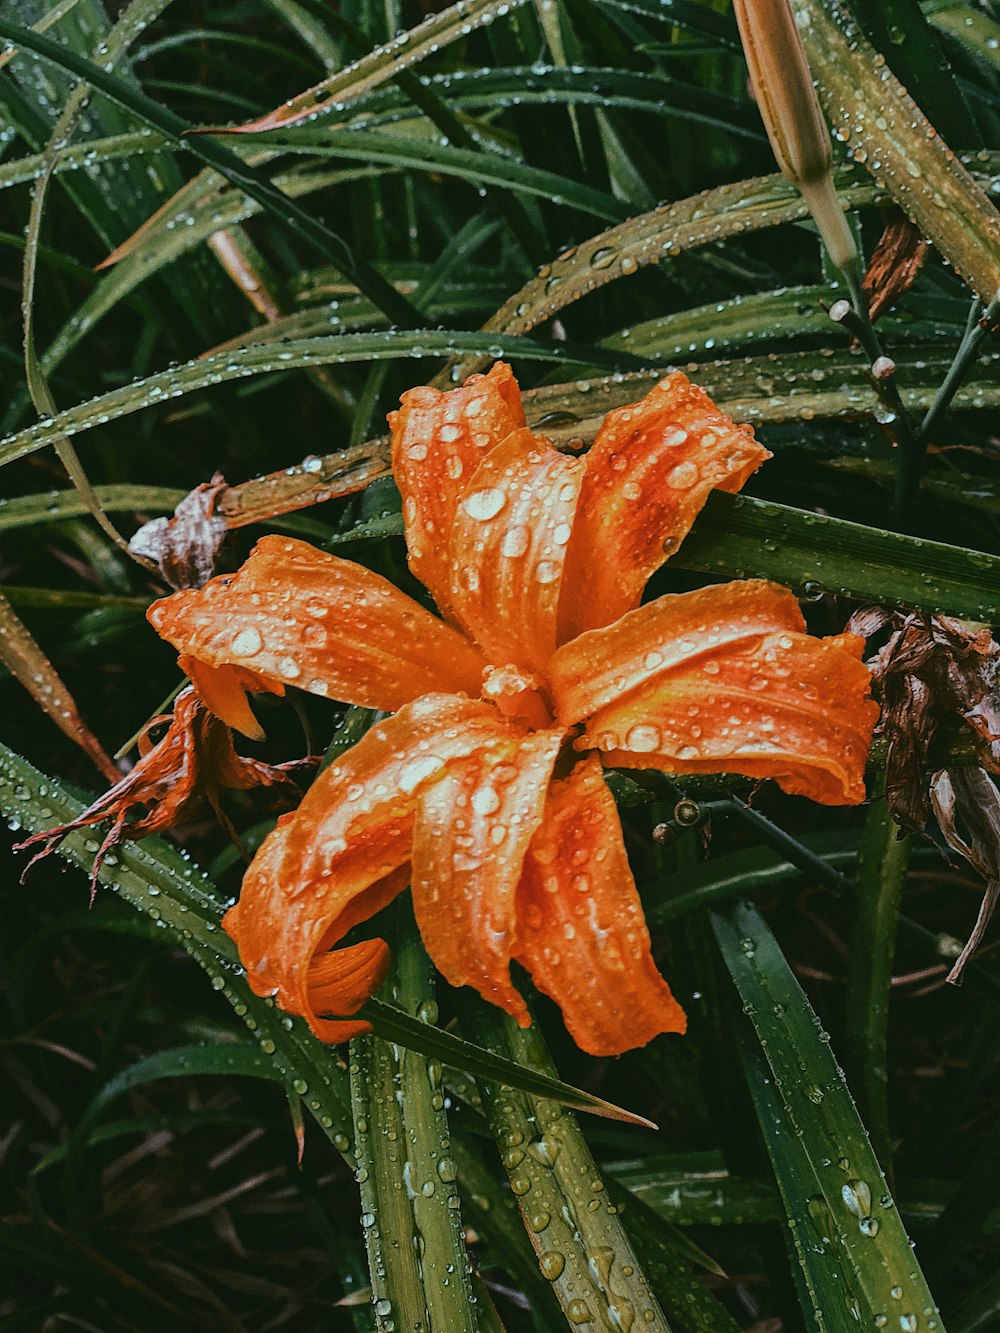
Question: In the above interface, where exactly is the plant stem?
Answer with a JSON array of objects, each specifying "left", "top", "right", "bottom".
[
  {"left": 919, "top": 289, "right": 1000, "bottom": 446},
  {"left": 845, "top": 780, "right": 910, "bottom": 1179}
]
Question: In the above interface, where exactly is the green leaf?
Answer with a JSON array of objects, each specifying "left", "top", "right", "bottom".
[
  {"left": 678, "top": 490, "right": 1000, "bottom": 623},
  {"left": 215, "top": 0, "right": 530, "bottom": 130},
  {"left": 0, "top": 17, "right": 422, "bottom": 327},
  {"left": 845, "top": 779, "right": 910, "bottom": 1173},
  {"left": 231, "top": 126, "right": 628, "bottom": 223},
  {"left": 362, "top": 998, "right": 655, "bottom": 1128},
  {"left": 459, "top": 997, "right": 677, "bottom": 1331},
  {"left": 798, "top": 0, "right": 1000, "bottom": 303},
  {"left": 349, "top": 904, "right": 482, "bottom": 1333},
  {"left": 0, "top": 330, "right": 645, "bottom": 472},
  {"left": 712, "top": 901, "right": 946, "bottom": 1330}
]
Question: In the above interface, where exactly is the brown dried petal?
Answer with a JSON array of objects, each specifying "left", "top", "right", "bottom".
[
  {"left": 131, "top": 473, "right": 229, "bottom": 589},
  {"left": 863, "top": 209, "right": 929, "bottom": 323},
  {"left": 930, "top": 766, "right": 1000, "bottom": 982}
]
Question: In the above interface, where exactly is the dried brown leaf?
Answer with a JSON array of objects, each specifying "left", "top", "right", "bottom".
[
  {"left": 0, "top": 590, "right": 118, "bottom": 781},
  {"left": 930, "top": 766, "right": 1000, "bottom": 982},
  {"left": 863, "top": 208, "right": 929, "bottom": 322},
  {"left": 130, "top": 473, "right": 230, "bottom": 590}
]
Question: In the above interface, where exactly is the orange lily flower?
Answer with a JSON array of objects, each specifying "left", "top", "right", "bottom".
[
  {"left": 18, "top": 688, "right": 306, "bottom": 895},
  {"left": 147, "top": 364, "right": 878, "bottom": 1055}
]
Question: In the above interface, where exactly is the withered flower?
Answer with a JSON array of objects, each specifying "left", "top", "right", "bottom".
[
  {"left": 17, "top": 688, "right": 307, "bottom": 895},
  {"left": 855, "top": 607, "right": 1000, "bottom": 830},
  {"left": 129, "top": 472, "right": 230, "bottom": 591}
]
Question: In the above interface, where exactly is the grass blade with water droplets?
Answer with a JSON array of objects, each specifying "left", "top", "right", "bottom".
[{"left": 712, "top": 900, "right": 946, "bottom": 1328}]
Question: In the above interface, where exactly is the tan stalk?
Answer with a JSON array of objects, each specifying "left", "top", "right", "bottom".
[{"left": 732, "top": 0, "right": 857, "bottom": 272}]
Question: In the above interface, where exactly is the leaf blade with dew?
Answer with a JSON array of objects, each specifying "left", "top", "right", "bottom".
[
  {"left": 0, "top": 485, "right": 185, "bottom": 533},
  {"left": 797, "top": 0, "right": 1000, "bottom": 304},
  {"left": 224, "top": 125, "right": 629, "bottom": 224},
  {"left": 201, "top": 0, "right": 530, "bottom": 134},
  {"left": 0, "top": 18, "right": 422, "bottom": 329},
  {"left": 350, "top": 904, "right": 482, "bottom": 1333},
  {"left": 458, "top": 996, "right": 675, "bottom": 1330},
  {"left": 360, "top": 998, "right": 656, "bottom": 1128},
  {"left": 0, "top": 328, "right": 647, "bottom": 472},
  {"left": 712, "top": 900, "right": 946, "bottom": 1327},
  {"left": 844, "top": 777, "right": 910, "bottom": 1173}
]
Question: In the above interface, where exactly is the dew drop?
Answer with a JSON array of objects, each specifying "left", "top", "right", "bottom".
[
  {"left": 501, "top": 525, "right": 530, "bottom": 557},
  {"left": 625, "top": 723, "right": 661, "bottom": 752},
  {"left": 231, "top": 627, "right": 262, "bottom": 656},
  {"left": 463, "top": 488, "right": 506, "bottom": 520}
]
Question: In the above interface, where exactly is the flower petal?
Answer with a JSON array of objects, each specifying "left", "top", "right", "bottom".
[
  {"left": 572, "top": 589, "right": 877, "bottom": 804},
  {"left": 557, "top": 372, "right": 770, "bottom": 638},
  {"left": 179, "top": 655, "right": 276, "bottom": 740},
  {"left": 514, "top": 756, "right": 686, "bottom": 1055},
  {"left": 226, "top": 897, "right": 392, "bottom": 1043},
  {"left": 551, "top": 580, "right": 805, "bottom": 726},
  {"left": 225, "top": 694, "right": 528, "bottom": 1039},
  {"left": 389, "top": 362, "right": 526, "bottom": 620},
  {"left": 411, "top": 727, "right": 564, "bottom": 1026},
  {"left": 449, "top": 428, "right": 585, "bottom": 673},
  {"left": 149, "top": 536, "right": 487, "bottom": 722}
]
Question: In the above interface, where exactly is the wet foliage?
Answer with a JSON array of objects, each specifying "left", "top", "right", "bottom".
[{"left": 1, "top": 0, "right": 999, "bottom": 1329}]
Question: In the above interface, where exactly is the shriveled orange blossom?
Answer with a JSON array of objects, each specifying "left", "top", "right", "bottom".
[{"left": 146, "top": 364, "right": 877, "bottom": 1056}]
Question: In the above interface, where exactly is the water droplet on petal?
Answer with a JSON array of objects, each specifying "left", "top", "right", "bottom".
[
  {"left": 625, "top": 724, "right": 661, "bottom": 752},
  {"left": 463, "top": 488, "right": 506, "bottom": 520},
  {"left": 231, "top": 627, "right": 262, "bottom": 656},
  {"left": 501, "top": 525, "right": 530, "bottom": 557}
]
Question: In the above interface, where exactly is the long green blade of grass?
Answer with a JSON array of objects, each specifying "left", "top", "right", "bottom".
[{"left": 713, "top": 900, "right": 945, "bottom": 1329}]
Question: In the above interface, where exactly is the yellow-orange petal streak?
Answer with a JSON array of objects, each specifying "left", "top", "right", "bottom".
[
  {"left": 149, "top": 536, "right": 487, "bottom": 716},
  {"left": 389, "top": 362, "right": 526, "bottom": 620},
  {"left": 449, "top": 428, "right": 585, "bottom": 674},
  {"left": 550, "top": 580, "right": 806, "bottom": 727},
  {"left": 578, "top": 601, "right": 877, "bottom": 804},
  {"left": 411, "top": 727, "right": 564, "bottom": 1026},
  {"left": 514, "top": 756, "right": 686, "bottom": 1055},
  {"left": 558, "top": 372, "right": 770, "bottom": 639},
  {"left": 226, "top": 695, "right": 529, "bottom": 1038}
]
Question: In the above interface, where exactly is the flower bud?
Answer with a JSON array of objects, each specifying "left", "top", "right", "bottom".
[{"left": 734, "top": 0, "right": 858, "bottom": 272}]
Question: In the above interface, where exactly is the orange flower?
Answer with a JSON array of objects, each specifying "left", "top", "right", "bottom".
[
  {"left": 17, "top": 688, "right": 307, "bottom": 896},
  {"left": 147, "top": 365, "right": 878, "bottom": 1055}
]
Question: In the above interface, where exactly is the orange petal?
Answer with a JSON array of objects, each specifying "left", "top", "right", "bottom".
[
  {"left": 514, "top": 756, "right": 686, "bottom": 1055},
  {"left": 226, "top": 895, "right": 395, "bottom": 1043},
  {"left": 411, "top": 727, "right": 564, "bottom": 1026},
  {"left": 574, "top": 589, "right": 877, "bottom": 805},
  {"left": 388, "top": 362, "right": 526, "bottom": 620},
  {"left": 226, "top": 695, "right": 527, "bottom": 1039},
  {"left": 179, "top": 655, "right": 275, "bottom": 740},
  {"left": 448, "top": 428, "right": 585, "bottom": 674},
  {"left": 550, "top": 580, "right": 805, "bottom": 726},
  {"left": 149, "top": 536, "right": 487, "bottom": 717},
  {"left": 557, "top": 372, "right": 770, "bottom": 638}
]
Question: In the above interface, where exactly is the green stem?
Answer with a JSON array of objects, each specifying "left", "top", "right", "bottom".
[
  {"left": 460, "top": 997, "right": 676, "bottom": 1332},
  {"left": 845, "top": 781, "right": 910, "bottom": 1177},
  {"left": 349, "top": 903, "right": 481, "bottom": 1333},
  {"left": 829, "top": 263, "right": 921, "bottom": 529},
  {"left": 919, "top": 289, "right": 1000, "bottom": 445}
]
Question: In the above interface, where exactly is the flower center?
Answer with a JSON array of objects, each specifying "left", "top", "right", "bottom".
[{"left": 481, "top": 664, "right": 555, "bottom": 730}]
